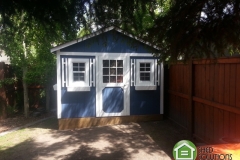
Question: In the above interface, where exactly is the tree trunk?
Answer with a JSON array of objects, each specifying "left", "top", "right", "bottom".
[
  {"left": 45, "top": 83, "right": 51, "bottom": 112},
  {"left": 22, "top": 36, "right": 30, "bottom": 118},
  {"left": 0, "top": 62, "right": 7, "bottom": 119},
  {"left": 22, "top": 66, "right": 29, "bottom": 118}
]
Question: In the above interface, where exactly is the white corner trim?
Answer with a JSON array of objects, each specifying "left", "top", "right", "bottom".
[
  {"left": 160, "top": 63, "right": 164, "bottom": 114},
  {"left": 56, "top": 52, "right": 62, "bottom": 119},
  {"left": 154, "top": 59, "right": 158, "bottom": 86},
  {"left": 92, "top": 58, "right": 96, "bottom": 87},
  {"left": 61, "top": 58, "right": 65, "bottom": 87}
]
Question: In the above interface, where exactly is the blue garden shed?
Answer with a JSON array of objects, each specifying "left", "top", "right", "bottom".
[{"left": 51, "top": 27, "right": 164, "bottom": 129}]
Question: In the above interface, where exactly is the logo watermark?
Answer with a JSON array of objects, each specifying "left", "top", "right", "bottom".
[
  {"left": 173, "top": 140, "right": 197, "bottom": 160},
  {"left": 173, "top": 140, "right": 233, "bottom": 160},
  {"left": 198, "top": 146, "right": 232, "bottom": 160}
]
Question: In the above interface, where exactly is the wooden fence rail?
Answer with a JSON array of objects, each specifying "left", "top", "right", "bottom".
[{"left": 166, "top": 57, "right": 240, "bottom": 144}]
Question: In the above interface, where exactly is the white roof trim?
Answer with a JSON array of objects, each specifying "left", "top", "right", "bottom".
[{"left": 50, "top": 26, "right": 159, "bottom": 53}]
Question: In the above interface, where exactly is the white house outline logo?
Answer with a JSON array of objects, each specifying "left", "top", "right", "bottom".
[{"left": 173, "top": 140, "right": 197, "bottom": 160}]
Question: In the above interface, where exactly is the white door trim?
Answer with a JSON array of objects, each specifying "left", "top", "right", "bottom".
[{"left": 96, "top": 54, "right": 130, "bottom": 117}]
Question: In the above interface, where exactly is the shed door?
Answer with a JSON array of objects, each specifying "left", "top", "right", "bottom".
[{"left": 96, "top": 56, "right": 130, "bottom": 117}]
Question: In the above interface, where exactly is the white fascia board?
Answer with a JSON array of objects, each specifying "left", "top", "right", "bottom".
[
  {"left": 51, "top": 40, "right": 78, "bottom": 53},
  {"left": 58, "top": 52, "right": 153, "bottom": 57},
  {"left": 50, "top": 26, "right": 160, "bottom": 53}
]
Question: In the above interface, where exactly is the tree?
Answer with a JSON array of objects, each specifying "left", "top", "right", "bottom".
[
  {"left": 147, "top": 0, "right": 240, "bottom": 62},
  {"left": 92, "top": 0, "right": 240, "bottom": 62},
  {"left": 0, "top": 0, "right": 91, "bottom": 117},
  {"left": 0, "top": 10, "right": 78, "bottom": 117},
  {"left": 93, "top": 0, "right": 160, "bottom": 35},
  {"left": 1, "top": 0, "right": 239, "bottom": 63},
  {"left": 1, "top": 12, "right": 43, "bottom": 117}
]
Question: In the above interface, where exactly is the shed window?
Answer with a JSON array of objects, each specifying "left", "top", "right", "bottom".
[
  {"left": 73, "top": 63, "right": 85, "bottom": 81},
  {"left": 140, "top": 63, "right": 151, "bottom": 81},
  {"left": 66, "top": 58, "right": 91, "bottom": 91},
  {"left": 103, "top": 60, "right": 123, "bottom": 83},
  {"left": 134, "top": 59, "right": 157, "bottom": 90}
]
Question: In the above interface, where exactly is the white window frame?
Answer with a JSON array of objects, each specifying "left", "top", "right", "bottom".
[
  {"left": 67, "top": 58, "right": 90, "bottom": 91},
  {"left": 135, "top": 59, "right": 156, "bottom": 90},
  {"left": 139, "top": 62, "right": 151, "bottom": 81}
]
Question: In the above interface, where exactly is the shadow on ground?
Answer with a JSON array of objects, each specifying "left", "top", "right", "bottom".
[
  {"left": 138, "top": 120, "right": 189, "bottom": 157},
  {"left": 0, "top": 118, "right": 190, "bottom": 160}
]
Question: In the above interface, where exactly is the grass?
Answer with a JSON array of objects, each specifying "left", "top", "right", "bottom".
[{"left": 0, "top": 117, "right": 58, "bottom": 151}]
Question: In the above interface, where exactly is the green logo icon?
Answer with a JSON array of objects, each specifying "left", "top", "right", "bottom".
[{"left": 173, "top": 140, "right": 197, "bottom": 160}]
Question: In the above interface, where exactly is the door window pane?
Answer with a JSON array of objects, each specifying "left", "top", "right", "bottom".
[
  {"left": 110, "top": 60, "right": 116, "bottom": 67},
  {"left": 110, "top": 68, "right": 116, "bottom": 75},
  {"left": 103, "top": 68, "right": 109, "bottom": 75},
  {"left": 110, "top": 76, "right": 116, "bottom": 83},
  {"left": 103, "top": 76, "right": 109, "bottom": 83},
  {"left": 103, "top": 60, "right": 109, "bottom": 67},
  {"left": 117, "top": 68, "right": 123, "bottom": 75},
  {"left": 117, "top": 60, "right": 123, "bottom": 67},
  {"left": 117, "top": 76, "right": 123, "bottom": 83}
]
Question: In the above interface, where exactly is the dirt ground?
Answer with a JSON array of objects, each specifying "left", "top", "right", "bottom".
[
  {"left": 0, "top": 117, "right": 192, "bottom": 160},
  {"left": 0, "top": 112, "right": 54, "bottom": 133}
]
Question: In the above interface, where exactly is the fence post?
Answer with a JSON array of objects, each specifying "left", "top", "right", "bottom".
[{"left": 188, "top": 58, "right": 193, "bottom": 138}]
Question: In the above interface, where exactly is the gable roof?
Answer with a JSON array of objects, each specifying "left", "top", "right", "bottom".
[{"left": 50, "top": 26, "right": 158, "bottom": 53}]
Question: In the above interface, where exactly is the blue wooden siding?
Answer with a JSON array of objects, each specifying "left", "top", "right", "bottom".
[
  {"left": 60, "top": 55, "right": 96, "bottom": 118},
  {"left": 102, "top": 87, "right": 124, "bottom": 113},
  {"left": 58, "top": 30, "right": 162, "bottom": 118},
  {"left": 61, "top": 87, "right": 96, "bottom": 118},
  {"left": 130, "top": 57, "right": 160, "bottom": 115},
  {"left": 60, "top": 30, "right": 158, "bottom": 53},
  {"left": 130, "top": 86, "right": 160, "bottom": 115}
]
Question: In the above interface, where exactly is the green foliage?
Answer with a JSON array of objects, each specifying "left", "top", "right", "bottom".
[
  {"left": 6, "top": 105, "right": 19, "bottom": 116},
  {"left": 92, "top": 0, "right": 240, "bottom": 63},
  {"left": 0, "top": 6, "right": 78, "bottom": 116},
  {"left": 147, "top": 0, "right": 240, "bottom": 62},
  {"left": 77, "top": 28, "right": 91, "bottom": 38},
  {"left": 0, "top": 11, "right": 56, "bottom": 85},
  {"left": 1, "top": 0, "right": 239, "bottom": 63},
  {"left": 0, "top": 78, "right": 17, "bottom": 88},
  {"left": 15, "top": 91, "right": 24, "bottom": 111},
  {"left": 93, "top": 0, "right": 160, "bottom": 36}
]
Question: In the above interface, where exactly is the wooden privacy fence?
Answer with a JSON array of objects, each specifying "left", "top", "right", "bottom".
[
  {"left": 167, "top": 57, "right": 240, "bottom": 144},
  {"left": 0, "top": 62, "right": 12, "bottom": 119},
  {"left": 0, "top": 62, "right": 57, "bottom": 119}
]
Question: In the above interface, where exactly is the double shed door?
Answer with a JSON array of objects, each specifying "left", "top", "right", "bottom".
[{"left": 96, "top": 55, "right": 130, "bottom": 117}]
